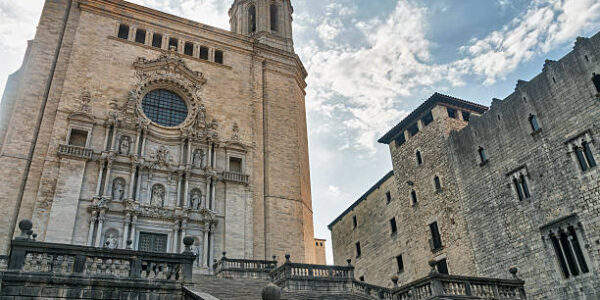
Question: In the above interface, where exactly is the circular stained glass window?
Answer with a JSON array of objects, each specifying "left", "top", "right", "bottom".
[{"left": 142, "top": 89, "right": 188, "bottom": 127}]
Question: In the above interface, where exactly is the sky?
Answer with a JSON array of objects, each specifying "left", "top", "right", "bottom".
[{"left": 1, "top": 0, "right": 600, "bottom": 264}]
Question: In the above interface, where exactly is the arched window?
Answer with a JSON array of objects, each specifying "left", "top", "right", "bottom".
[
  {"left": 416, "top": 151, "right": 423, "bottom": 165},
  {"left": 248, "top": 5, "right": 257, "bottom": 33},
  {"left": 529, "top": 114, "right": 540, "bottom": 132},
  {"left": 142, "top": 89, "right": 188, "bottom": 127},
  {"left": 592, "top": 73, "right": 600, "bottom": 93},
  {"left": 270, "top": 4, "right": 278, "bottom": 32}
]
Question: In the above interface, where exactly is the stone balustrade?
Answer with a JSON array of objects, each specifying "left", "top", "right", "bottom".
[
  {"left": 6, "top": 239, "right": 195, "bottom": 283},
  {"left": 57, "top": 144, "right": 93, "bottom": 160},
  {"left": 213, "top": 252, "right": 277, "bottom": 280},
  {"left": 221, "top": 171, "right": 250, "bottom": 184}
]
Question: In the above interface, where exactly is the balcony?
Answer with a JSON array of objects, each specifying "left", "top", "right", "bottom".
[
  {"left": 57, "top": 144, "right": 93, "bottom": 160},
  {"left": 213, "top": 252, "right": 277, "bottom": 280},
  {"left": 221, "top": 171, "right": 250, "bottom": 184}
]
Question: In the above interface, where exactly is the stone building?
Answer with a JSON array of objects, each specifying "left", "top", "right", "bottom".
[
  {"left": 330, "top": 33, "right": 600, "bottom": 299},
  {"left": 0, "top": 0, "right": 317, "bottom": 272},
  {"left": 313, "top": 238, "right": 327, "bottom": 265}
]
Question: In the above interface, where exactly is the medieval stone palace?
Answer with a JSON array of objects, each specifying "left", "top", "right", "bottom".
[{"left": 0, "top": 0, "right": 317, "bottom": 272}]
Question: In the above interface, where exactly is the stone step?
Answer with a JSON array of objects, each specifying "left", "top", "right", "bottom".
[{"left": 190, "top": 275, "right": 269, "bottom": 300}]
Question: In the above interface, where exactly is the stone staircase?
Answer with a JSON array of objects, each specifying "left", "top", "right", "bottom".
[{"left": 188, "top": 274, "right": 270, "bottom": 300}]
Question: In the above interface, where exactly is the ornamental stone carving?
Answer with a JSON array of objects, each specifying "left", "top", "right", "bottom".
[
  {"left": 112, "top": 178, "right": 126, "bottom": 201},
  {"left": 151, "top": 184, "right": 165, "bottom": 207},
  {"left": 119, "top": 136, "right": 132, "bottom": 155}
]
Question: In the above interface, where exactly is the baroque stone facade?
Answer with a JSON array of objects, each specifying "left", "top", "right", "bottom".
[
  {"left": 0, "top": 0, "right": 316, "bottom": 270},
  {"left": 330, "top": 33, "right": 600, "bottom": 299}
]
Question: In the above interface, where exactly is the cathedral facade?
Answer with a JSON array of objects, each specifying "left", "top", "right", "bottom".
[{"left": 0, "top": 0, "right": 316, "bottom": 271}]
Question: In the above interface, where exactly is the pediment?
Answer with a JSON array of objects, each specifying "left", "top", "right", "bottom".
[{"left": 133, "top": 52, "right": 207, "bottom": 86}]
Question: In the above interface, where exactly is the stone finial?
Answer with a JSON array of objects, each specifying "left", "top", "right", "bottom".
[
  {"left": 509, "top": 266, "right": 520, "bottom": 279},
  {"left": 222, "top": 252, "right": 227, "bottom": 259},
  {"left": 126, "top": 239, "right": 133, "bottom": 249},
  {"left": 346, "top": 258, "right": 352, "bottom": 266},
  {"left": 32, "top": 233, "right": 38, "bottom": 241},
  {"left": 272, "top": 255, "right": 277, "bottom": 261},
  {"left": 261, "top": 282, "right": 281, "bottom": 300},
  {"left": 285, "top": 254, "right": 291, "bottom": 263},
  {"left": 428, "top": 259, "right": 438, "bottom": 275},
  {"left": 183, "top": 236, "right": 194, "bottom": 253},
  {"left": 391, "top": 275, "right": 399, "bottom": 287},
  {"left": 16, "top": 219, "right": 33, "bottom": 240}
]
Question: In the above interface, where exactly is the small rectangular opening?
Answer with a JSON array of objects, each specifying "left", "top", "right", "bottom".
[
  {"left": 447, "top": 107, "right": 457, "bottom": 119},
  {"left": 430, "top": 222, "right": 443, "bottom": 251},
  {"left": 390, "top": 218, "right": 397, "bottom": 234},
  {"left": 395, "top": 132, "right": 406, "bottom": 147},
  {"left": 408, "top": 124, "right": 419, "bottom": 136},
  {"left": 436, "top": 259, "right": 449, "bottom": 274},
  {"left": 118, "top": 24, "right": 129, "bottom": 40},
  {"left": 68, "top": 129, "right": 88, "bottom": 147},
  {"left": 229, "top": 157, "right": 243, "bottom": 173},
  {"left": 135, "top": 29, "right": 146, "bottom": 44},
  {"left": 385, "top": 191, "right": 392, "bottom": 204},
  {"left": 199, "top": 46, "right": 209, "bottom": 60},
  {"left": 355, "top": 242, "right": 361, "bottom": 258},
  {"left": 396, "top": 255, "right": 404, "bottom": 273},
  {"left": 169, "top": 37, "right": 179, "bottom": 51},
  {"left": 421, "top": 111, "right": 434, "bottom": 126},
  {"left": 215, "top": 50, "right": 224, "bottom": 64},
  {"left": 462, "top": 111, "right": 471, "bottom": 122},
  {"left": 152, "top": 33, "right": 163, "bottom": 48},
  {"left": 353, "top": 216, "right": 357, "bottom": 228},
  {"left": 184, "top": 42, "right": 194, "bottom": 56}
]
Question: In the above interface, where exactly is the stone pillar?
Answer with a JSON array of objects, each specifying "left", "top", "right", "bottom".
[
  {"left": 122, "top": 213, "right": 131, "bottom": 249},
  {"left": 134, "top": 129, "right": 141, "bottom": 156},
  {"left": 205, "top": 181, "right": 210, "bottom": 209},
  {"left": 171, "top": 221, "right": 180, "bottom": 253},
  {"left": 103, "top": 161, "right": 113, "bottom": 196},
  {"left": 207, "top": 144, "right": 212, "bottom": 168},
  {"left": 94, "top": 210, "right": 106, "bottom": 247},
  {"left": 110, "top": 126, "right": 119, "bottom": 151},
  {"left": 130, "top": 215, "right": 138, "bottom": 249},
  {"left": 129, "top": 165, "right": 136, "bottom": 199},
  {"left": 103, "top": 125, "right": 111, "bottom": 151},
  {"left": 180, "top": 220, "right": 188, "bottom": 252},
  {"left": 87, "top": 211, "right": 98, "bottom": 246},
  {"left": 203, "top": 229, "right": 209, "bottom": 268},
  {"left": 176, "top": 173, "right": 183, "bottom": 207},
  {"left": 95, "top": 163, "right": 104, "bottom": 196},
  {"left": 210, "top": 178, "right": 216, "bottom": 210},
  {"left": 183, "top": 172, "right": 190, "bottom": 209}
]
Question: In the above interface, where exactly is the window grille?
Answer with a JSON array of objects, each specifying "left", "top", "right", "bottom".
[{"left": 142, "top": 89, "right": 188, "bottom": 127}]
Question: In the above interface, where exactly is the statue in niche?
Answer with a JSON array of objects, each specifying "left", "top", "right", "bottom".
[
  {"left": 150, "top": 184, "right": 165, "bottom": 207},
  {"left": 119, "top": 136, "right": 131, "bottom": 155},
  {"left": 197, "top": 104, "right": 206, "bottom": 125},
  {"left": 190, "top": 189, "right": 202, "bottom": 210},
  {"left": 112, "top": 178, "right": 126, "bottom": 201},
  {"left": 192, "top": 149, "right": 205, "bottom": 168},
  {"left": 105, "top": 233, "right": 118, "bottom": 249}
]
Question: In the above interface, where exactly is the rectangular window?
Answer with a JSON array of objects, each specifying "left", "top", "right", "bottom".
[
  {"left": 548, "top": 227, "right": 590, "bottom": 279},
  {"left": 396, "top": 255, "right": 404, "bottom": 273},
  {"left": 152, "top": 33, "right": 163, "bottom": 48},
  {"left": 447, "top": 108, "right": 457, "bottom": 119},
  {"left": 583, "top": 142, "right": 597, "bottom": 168},
  {"left": 184, "top": 42, "right": 194, "bottom": 56},
  {"left": 215, "top": 50, "right": 224, "bottom": 64},
  {"left": 355, "top": 242, "right": 361, "bottom": 258},
  {"left": 385, "top": 191, "right": 392, "bottom": 204},
  {"left": 138, "top": 232, "right": 168, "bottom": 252},
  {"left": 421, "top": 111, "right": 434, "bottom": 126},
  {"left": 229, "top": 157, "right": 243, "bottom": 173},
  {"left": 408, "top": 124, "right": 419, "bottom": 136},
  {"left": 436, "top": 259, "right": 449, "bottom": 274},
  {"left": 135, "top": 29, "right": 146, "bottom": 44},
  {"left": 199, "top": 46, "right": 209, "bottom": 60},
  {"left": 169, "top": 37, "right": 179, "bottom": 51},
  {"left": 411, "top": 190, "right": 418, "bottom": 205},
  {"left": 395, "top": 132, "right": 406, "bottom": 147},
  {"left": 429, "top": 222, "right": 443, "bottom": 251},
  {"left": 462, "top": 111, "right": 471, "bottom": 122},
  {"left": 68, "top": 129, "right": 88, "bottom": 147},
  {"left": 118, "top": 24, "right": 129, "bottom": 40},
  {"left": 353, "top": 216, "right": 357, "bottom": 229},
  {"left": 390, "top": 218, "right": 397, "bottom": 235}
]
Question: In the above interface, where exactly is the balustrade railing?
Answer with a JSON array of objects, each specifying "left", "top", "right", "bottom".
[
  {"left": 213, "top": 253, "right": 277, "bottom": 279},
  {"left": 57, "top": 144, "right": 93, "bottom": 159},
  {"left": 6, "top": 239, "right": 195, "bottom": 283},
  {"left": 221, "top": 171, "right": 250, "bottom": 184}
]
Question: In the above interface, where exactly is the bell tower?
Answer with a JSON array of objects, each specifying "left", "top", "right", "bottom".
[{"left": 229, "top": 0, "right": 294, "bottom": 52}]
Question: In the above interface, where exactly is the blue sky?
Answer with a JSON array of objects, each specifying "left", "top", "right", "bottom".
[{"left": 1, "top": 0, "right": 599, "bottom": 264}]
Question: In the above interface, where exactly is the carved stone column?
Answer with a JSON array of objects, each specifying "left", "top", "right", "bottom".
[
  {"left": 134, "top": 128, "right": 141, "bottom": 156},
  {"left": 210, "top": 177, "right": 217, "bottom": 210},
  {"left": 180, "top": 219, "right": 188, "bottom": 253},
  {"left": 171, "top": 221, "right": 180, "bottom": 253},
  {"left": 176, "top": 172, "right": 183, "bottom": 207},
  {"left": 128, "top": 165, "right": 136, "bottom": 199},
  {"left": 202, "top": 226, "right": 209, "bottom": 268},
  {"left": 130, "top": 215, "right": 138, "bottom": 249},
  {"left": 94, "top": 210, "right": 106, "bottom": 247},
  {"left": 103, "top": 160, "right": 114, "bottom": 196},
  {"left": 87, "top": 211, "right": 98, "bottom": 246},
  {"left": 95, "top": 163, "right": 104, "bottom": 196},
  {"left": 205, "top": 180, "right": 210, "bottom": 209},
  {"left": 183, "top": 172, "right": 190, "bottom": 209},
  {"left": 122, "top": 213, "right": 131, "bottom": 249}
]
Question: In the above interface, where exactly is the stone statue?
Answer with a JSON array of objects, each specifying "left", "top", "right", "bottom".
[
  {"left": 112, "top": 178, "right": 125, "bottom": 200},
  {"left": 119, "top": 136, "right": 131, "bottom": 155},
  {"left": 151, "top": 184, "right": 165, "bottom": 207},
  {"left": 192, "top": 149, "right": 205, "bottom": 168},
  {"left": 190, "top": 189, "right": 202, "bottom": 210},
  {"left": 105, "top": 233, "right": 118, "bottom": 249}
]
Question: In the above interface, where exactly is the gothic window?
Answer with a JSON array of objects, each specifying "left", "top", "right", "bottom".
[
  {"left": 416, "top": 151, "right": 423, "bottom": 165},
  {"left": 138, "top": 232, "right": 168, "bottom": 253},
  {"left": 421, "top": 111, "right": 434, "bottom": 126},
  {"left": 395, "top": 132, "right": 406, "bottom": 147},
  {"left": 152, "top": 33, "right": 163, "bottom": 48},
  {"left": 118, "top": 24, "right": 129, "bottom": 39},
  {"left": 142, "top": 89, "right": 188, "bottom": 127},
  {"left": 429, "top": 222, "right": 443, "bottom": 251},
  {"left": 396, "top": 255, "right": 404, "bottom": 273},
  {"left": 434, "top": 176, "right": 442, "bottom": 192},
  {"left": 447, "top": 107, "right": 457, "bottom": 119},
  {"left": 385, "top": 191, "right": 392, "bottom": 204},
  {"left": 248, "top": 5, "right": 257, "bottom": 33},
  {"left": 168, "top": 37, "right": 178, "bottom": 51},
  {"left": 408, "top": 124, "right": 419, "bottom": 136},
  {"left": 529, "top": 114, "right": 541, "bottom": 132},
  {"left": 478, "top": 147, "right": 488, "bottom": 164},
  {"left": 229, "top": 157, "right": 243, "bottom": 173},
  {"left": 184, "top": 42, "right": 194, "bottom": 56},
  {"left": 513, "top": 175, "right": 531, "bottom": 200},
  {"left": 410, "top": 190, "right": 418, "bottom": 205},
  {"left": 215, "top": 50, "right": 224, "bottom": 64},
  {"left": 390, "top": 218, "right": 397, "bottom": 235},
  {"left": 574, "top": 141, "right": 597, "bottom": 172},
  {"left": 199, "top": 46, "right": 209, "bottom": 60},
  {"left": 355, "top": 242, "right": 361, "bottom": 258},
  {"left": 462, "top": 111, "right": 471, "bottom": 122},
  {"left": 135, "top": 29, "right": 146, "bottom": 44},
  {"left": 543, "top": 218, "right": 591, "bottom": 279},
  {"left": 270, "top": 4, "right": 278, "bottom": 32},
  {"left": 68, "top": 129, "right": 88, "bottom": 147},
  {"left": 583, "top": 142, "right": 597, "bottom": 168},
  {"left": 592, "top": 73, "right": 600, "bottom": 93}
]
